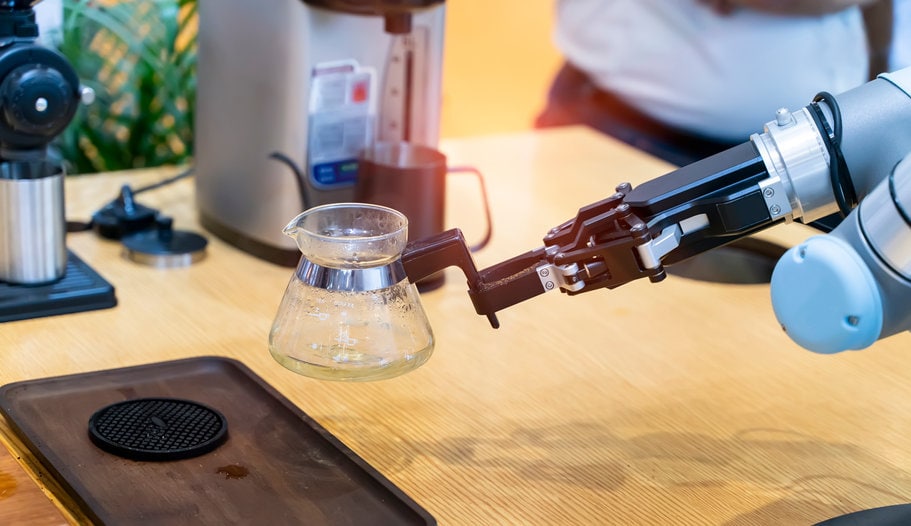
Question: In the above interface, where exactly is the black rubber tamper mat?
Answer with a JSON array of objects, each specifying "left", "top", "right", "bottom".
[{"left": 88, "top": 398, "right": 227, "bottom": 461}]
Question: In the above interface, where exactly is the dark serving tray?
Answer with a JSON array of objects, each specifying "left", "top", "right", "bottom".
[{"left": 0, "top": 356, "right": 435, "bottom": 526}]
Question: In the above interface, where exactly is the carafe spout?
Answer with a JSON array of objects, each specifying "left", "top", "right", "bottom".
[{"left": 281, "top": 213, "right": 307, "bottom": 251}]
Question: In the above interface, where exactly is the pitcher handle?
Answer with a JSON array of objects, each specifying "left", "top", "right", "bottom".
[{"left": 446, "top": 165, "right": 492, "bottom": 252}]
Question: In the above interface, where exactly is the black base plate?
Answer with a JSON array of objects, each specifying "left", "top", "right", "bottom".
[{"left": 0, "top": 251, "right": 117, "bottom": 322}]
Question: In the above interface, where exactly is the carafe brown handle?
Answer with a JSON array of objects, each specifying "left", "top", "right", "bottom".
[
  {"left": 403, "top": 229, "right": 562, "bottom": 330},
  {"left": 401, "top": 229, "right": 497, "bottom": 328}
]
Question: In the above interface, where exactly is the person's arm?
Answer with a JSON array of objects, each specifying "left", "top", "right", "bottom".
[
  {"left": 701, "top": 0, "right": 878, "bottom": 16},
  {"left": 863, "top": 0, "right": 894, "bottom": 77}
]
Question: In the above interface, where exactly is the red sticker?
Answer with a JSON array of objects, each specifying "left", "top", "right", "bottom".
[{"left": 351, "top": 80, "right": 369, "bottom": 103}]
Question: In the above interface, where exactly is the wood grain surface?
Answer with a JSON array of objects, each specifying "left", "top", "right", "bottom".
[
  {"left": 2, "top": 127, "right": 911, "bottom": 525},
  {"left": 0, "top": 437, "right": 68, "bottom": 524}
]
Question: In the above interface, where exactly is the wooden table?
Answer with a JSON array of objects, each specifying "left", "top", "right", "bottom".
[{"left": 2, "top": 126, "right": 911, "bottom": 525}]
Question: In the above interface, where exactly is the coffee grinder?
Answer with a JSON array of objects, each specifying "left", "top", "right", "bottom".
[
  {"left": 0, "top": 0, "right": 115, "bottom": 322},
  {"left": 195, "top": 0, "right": 446, "bottom": 265}
]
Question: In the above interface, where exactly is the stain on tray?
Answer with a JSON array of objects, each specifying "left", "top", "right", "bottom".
[{"left": 216, "top": 464, "right": 249, "bottom": 480}]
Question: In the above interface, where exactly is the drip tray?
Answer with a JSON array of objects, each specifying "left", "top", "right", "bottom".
[
  {"left": 0, "top": 356, "right": 435, "bottom": 526},
  {"left": 667, "top": 237, "right": 788, "bottom": 285},
  {"left": 0, "top": 250, "right": 117, "bottom": 322}
]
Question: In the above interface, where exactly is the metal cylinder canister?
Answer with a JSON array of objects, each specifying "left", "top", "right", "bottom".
[{"left": 0, "top": 160, "right": 66, "bottom": 285}]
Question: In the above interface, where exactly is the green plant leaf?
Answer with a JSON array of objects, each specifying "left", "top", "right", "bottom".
[{"left": 56, "top": 0, "right": 197, "bottom": 174}]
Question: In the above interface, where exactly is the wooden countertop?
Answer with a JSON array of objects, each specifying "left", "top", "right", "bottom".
[{"left": 3, "top": 126, "right": 911, "bottom": 524}]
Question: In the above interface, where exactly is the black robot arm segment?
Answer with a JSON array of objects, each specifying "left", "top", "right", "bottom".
[{"left": 623, "top": 141, "right": 782, "bottom": 265}]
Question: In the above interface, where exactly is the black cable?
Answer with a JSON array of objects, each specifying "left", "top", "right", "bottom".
[
  {"left": 268, "top": 151, "right": 312, "bottom": 210},
  {"left": 814, "top": 92, "right": 857, "bottom": 209},
  {"left": 808, "top": 91, "right": 857, "bottom": 217},
  {"left": 68, "top": 165, "right": 196, "bottom": 234},
  {"left": 133, "top": 165, "right": 195, "bottom": 194},
  {"left": 808, "top": 93, "right": 849, "bottom": 215}
]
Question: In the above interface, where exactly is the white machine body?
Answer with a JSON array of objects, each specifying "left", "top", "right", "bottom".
[{"left": 194, "top": 0, "right": 445, "bottom": 264}]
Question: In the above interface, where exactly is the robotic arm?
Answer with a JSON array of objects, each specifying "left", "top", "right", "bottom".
[{"left": 402, "top": 67, "right": 911, "bottom": 354}]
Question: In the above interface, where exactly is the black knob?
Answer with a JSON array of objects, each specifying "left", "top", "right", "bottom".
[{"left": 0, "top": 63, "right": 74, "bottom": 137}]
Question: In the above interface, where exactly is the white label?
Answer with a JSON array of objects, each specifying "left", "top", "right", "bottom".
[{"left": 308, "top": 61, "right": 376, "bottom": 188}]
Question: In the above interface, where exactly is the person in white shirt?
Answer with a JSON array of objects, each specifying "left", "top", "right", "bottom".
[{"left": 536, "top": 0, "right": 889, "bottom": 166}]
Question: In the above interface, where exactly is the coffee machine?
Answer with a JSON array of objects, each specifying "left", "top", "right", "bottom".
[{"left": 195, "top": 0, "right": 446, "bottom": 265}]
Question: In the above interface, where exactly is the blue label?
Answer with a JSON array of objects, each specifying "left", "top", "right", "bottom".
[{"left": 311, "top": 160, "right": 359, "bottom": 187}]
